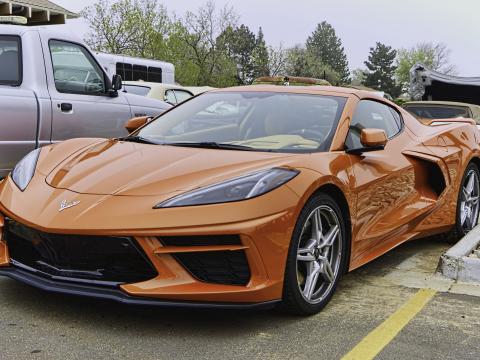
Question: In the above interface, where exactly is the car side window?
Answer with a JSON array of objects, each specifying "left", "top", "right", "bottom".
[
  {"left": 49, "top": 40, "right": 105, "bottom": 95},
  {"left": 345, "top": 100, "right": 402, "bottom": 149},
  {"left": 174, "top": 90, "right": 193, "bottom": 104},
  {"left": 165, "top": 89, "right": 177, "bottom": 104},
  {"left": 0, "top": 35, "right": 21, "bottom": 86}
]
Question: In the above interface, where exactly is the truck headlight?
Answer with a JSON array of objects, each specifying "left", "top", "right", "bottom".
[
  {"left": 155, "top": 167, "right": 299, "bottom": 208},
  {"left": 11, "top": 148, "right": 41, "bottom": 191}
]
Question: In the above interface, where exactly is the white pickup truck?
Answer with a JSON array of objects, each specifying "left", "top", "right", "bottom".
[{"left": 0, "top": 24, "right": 172, "bottom": 178}]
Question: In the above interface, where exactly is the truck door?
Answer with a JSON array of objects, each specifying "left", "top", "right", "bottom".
[
  {"left": 0, "top": 35, "right": 37, "bottom": 178},
  {"left": 43, "top": 39, "right": 132, "bottom": 141}
]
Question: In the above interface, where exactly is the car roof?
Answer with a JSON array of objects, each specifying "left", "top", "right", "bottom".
[{"left": 211, "top": 85, "right": 382, "bottom": 99}]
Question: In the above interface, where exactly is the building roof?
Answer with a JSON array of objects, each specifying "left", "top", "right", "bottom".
[{"left": 0, "top": 0, "right": 78, "bottom": 25}]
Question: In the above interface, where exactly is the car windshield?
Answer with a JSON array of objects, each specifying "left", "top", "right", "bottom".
[
  {"left": 136, "top": 92, "right": 347, "bottom": 152},
  {"left": 123, "top": 84, "right": 151, "bottom": 96},
  {"left": 405, "top": 105, "right": 469, "bottom": 119}
]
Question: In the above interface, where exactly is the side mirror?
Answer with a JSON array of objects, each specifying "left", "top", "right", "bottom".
[
  {"left": 125, "top": 116, "right": 150, "bottom": 133},
  {"left": 112, "top": 74, "right": 123, "bottom": 91},
  {"left": 360, "top": 128, "right": 388, "bottom": 148},
  {"left": 346, "top": 128, "right": 388, "bottom": 155}
]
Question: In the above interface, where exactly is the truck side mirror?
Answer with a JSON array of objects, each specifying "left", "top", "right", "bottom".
[{"left": 112, "top": 74, "right": 123, "bottom": 91}]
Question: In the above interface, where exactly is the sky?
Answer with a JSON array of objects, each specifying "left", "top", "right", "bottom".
[{"left": 54, "top": 0, "right": 480, "bottom": 76}]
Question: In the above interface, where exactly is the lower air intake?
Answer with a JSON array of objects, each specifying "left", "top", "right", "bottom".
[
  {"left": 160, "top": 235, "right": 250, "bottom": 286},
  {"left": 5, "top": 220, "right": 157, "bottom": 286}
]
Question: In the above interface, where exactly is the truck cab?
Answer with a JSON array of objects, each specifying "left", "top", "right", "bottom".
[{"left": 0, "top": 24, "right": 172, "bottom": 178}]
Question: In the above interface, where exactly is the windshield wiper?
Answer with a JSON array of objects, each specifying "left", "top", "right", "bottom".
[
  {"left": 119, "top": 135, "right": 160, "bottom": 145},
  {"left": 162, "top": 141, "right": 259, "bottom": 151}
]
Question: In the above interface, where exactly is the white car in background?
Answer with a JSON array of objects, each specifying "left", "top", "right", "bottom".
[
  {"left": 122, "top": 81, "right": 216, "bottom": 105},
  {"left": 122, "top": 81, "right": 194, "bottom": 105}
]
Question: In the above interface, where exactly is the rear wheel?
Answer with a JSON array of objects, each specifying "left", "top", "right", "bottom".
[
  {"left": 443, "top": 163, "right": 480, "bottom": 243},
  {"left": 281, "top": 193, "right": 347, "bottom": 315}
]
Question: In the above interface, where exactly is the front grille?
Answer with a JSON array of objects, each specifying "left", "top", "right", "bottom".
[
  {"left": 5, "top": 220, "right": 157, "bottom": 286},
  {"left": 159, "top": 235, "right": 250, "bottom": 286}
]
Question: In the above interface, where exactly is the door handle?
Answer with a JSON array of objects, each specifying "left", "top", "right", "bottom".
[{"left": 59, "top": 103, "right": 73, "bottom": 112}]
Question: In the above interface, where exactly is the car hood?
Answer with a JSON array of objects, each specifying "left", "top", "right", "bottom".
[{"left": 44, "top": 140, "right": 301, "bottom": 196}]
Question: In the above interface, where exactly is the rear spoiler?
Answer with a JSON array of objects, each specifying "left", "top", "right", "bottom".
[{"left": 423, "top": 117, "right": 476, "bottom": 126}]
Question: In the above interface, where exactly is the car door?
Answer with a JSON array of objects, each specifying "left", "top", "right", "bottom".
[
  {"left": 345, "top": 99, "right": 431, "bottom": 260},
  {"left": 43, "top": 39, "right": 132, "bottom": 141},
  {"left": 0, "top": 35, "right": 38, "bottom": 178}
]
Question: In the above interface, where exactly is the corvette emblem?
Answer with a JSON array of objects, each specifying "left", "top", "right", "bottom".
[{"left": 59, "top": 199, "right": 80, "bottom": 212}]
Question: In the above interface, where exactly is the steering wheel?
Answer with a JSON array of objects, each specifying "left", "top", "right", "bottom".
[
  {"left": 85, "top": 77, "right": 104, "bottom": 94},
  {"left": 288, "top": 129, "right": 325, "bottom": 142}
]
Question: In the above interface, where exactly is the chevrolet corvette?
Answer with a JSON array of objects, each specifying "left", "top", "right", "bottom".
[{"left": 0, "top": 86, "right": 479, "bottom": 315}]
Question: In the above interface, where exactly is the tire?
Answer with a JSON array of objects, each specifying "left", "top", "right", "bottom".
[
  {"left": 442, "top": 162, "right": 480, "bottom": 243},
  {"left": 280, "top": 193, "right": 348, "bottom": 316}
]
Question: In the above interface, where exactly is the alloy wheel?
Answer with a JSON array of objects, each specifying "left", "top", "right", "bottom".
[
  {"left": 296, "top": 205, "right": 342, "bottom": 304},
  {"left": 460, "top": 168, "right": 480, "bottom": 232}
]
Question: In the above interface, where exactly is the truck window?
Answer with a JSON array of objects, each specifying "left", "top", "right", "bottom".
[
  {"left": 148, "top": 67, "right": 162, "bottom": 83},
  {"left": 0, "top": 35, "right": 21, "bottom": 86},
  {"left": 133, "top": 65, "right": 148, "bottom": 81},
  {"left": 116, "top": 62, "right": 133, "bottom": 81},
  {"left": 49, "top": 40, "right": 105, "bottom": 95}
]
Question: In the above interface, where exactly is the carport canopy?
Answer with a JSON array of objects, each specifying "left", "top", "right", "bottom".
[
  {"left": 0, "top": 0, "right": 77, "bottom": 25},
  {"left": 410, "top": 63, "right": 480, "bottom": 106}
]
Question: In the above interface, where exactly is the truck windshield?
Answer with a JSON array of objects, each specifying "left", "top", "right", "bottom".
[{"left": 0, "top": 36, "right": 21, "bottom": 86}]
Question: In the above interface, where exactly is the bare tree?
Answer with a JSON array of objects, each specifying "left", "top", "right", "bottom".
[
  {"left": 396, "top": 42, "right": 457, "bottom": 92},
  {"left": 182, "top": 1, "right": 238, "bottom": 85},
  {"left": 82, "top": 0, "right": 170, "bottom": 59},
  {"left": 267, "top": 43, "right": 287, "bottom": 76}
]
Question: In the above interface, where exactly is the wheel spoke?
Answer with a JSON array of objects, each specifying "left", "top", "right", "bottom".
[
  {"left": 318, "top": 256, "right": 334, "bottom": 283},
  {"left": 297, "top": 249, "right": 315, "bottom": 262},
  {"left": 311, "top": 210, "right": 322, "bottom": 245},
  {"left": 465, "top": 173, "right": 475, "bottom": 196},
  {"left": 320, "top": 225, "right": 339, "bottom": 249},
  {"left": 460, "top": 203, "right": 468, "bottom": 226},
  {"left": 303, "top": 262, "right": 320, "bottom": 300},
  {"left": 470, "top": 195, "right": 480, "bottom": 205}
]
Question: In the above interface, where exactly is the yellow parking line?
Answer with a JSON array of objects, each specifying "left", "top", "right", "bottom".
[{"left": 341, "top": 288, "right": 437, "bottom": 360}]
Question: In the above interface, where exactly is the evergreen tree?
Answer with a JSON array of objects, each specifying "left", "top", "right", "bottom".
[
  {"left": 305, "top": 21, "right": 350, "bottom": 84},
  {"left": 364, "top": 42, "right": 401, "bottom": 97},
  {"left": 252, "top": 27, "right": 270, "bottom": 79},
  {"left": 285, "top": 45, "right": 341, "bottom": 84},
  {"left": 217, "top": 24, "right": 256, "bottom": 84}
]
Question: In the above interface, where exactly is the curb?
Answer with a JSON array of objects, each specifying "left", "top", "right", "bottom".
[{"left": 439, "top": 226, "right": 480, "bottom": 282}]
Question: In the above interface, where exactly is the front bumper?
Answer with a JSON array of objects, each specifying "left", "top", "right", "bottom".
[
  {"left": 0, "top": 176, "right": 301, "bottom": 305},
  {"left": 0, "top": 266, "right": 279, "bottom": 309}
]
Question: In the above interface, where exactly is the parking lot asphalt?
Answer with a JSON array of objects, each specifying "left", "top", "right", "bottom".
[{"left": 0, "top": 238, "right": 479, "bottom": 360}]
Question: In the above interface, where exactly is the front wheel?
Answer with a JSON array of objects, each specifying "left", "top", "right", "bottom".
[{"left": 281, "top": 193, "right": 348, "bottom": 315}]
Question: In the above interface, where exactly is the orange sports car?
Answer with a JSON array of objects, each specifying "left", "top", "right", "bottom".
[{"left": 1, "top": 86, "right": 479, "bottom": 315}]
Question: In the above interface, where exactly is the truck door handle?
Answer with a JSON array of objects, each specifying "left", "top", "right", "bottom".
[{"left": 60, "top": 103, "right": 73, "bottom": 112}]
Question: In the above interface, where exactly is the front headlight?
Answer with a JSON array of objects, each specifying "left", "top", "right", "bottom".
[
  {"left": 155, "top": 167, "right": 299, "bottom": 208},
  {"left": 11, "top": 148, "right": 41, "bottom": 191}
]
